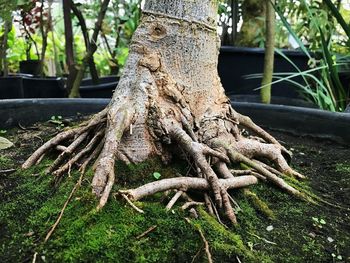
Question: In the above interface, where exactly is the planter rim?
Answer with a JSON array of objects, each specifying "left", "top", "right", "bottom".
[
  {"left": 0, "top": 76, "right": 64, "bottom": 81},
  {"left": 80, "top": 82, "right": 118, "bottom": 90},
  {"left": 0, "top": 99, "right": 349, "bottom": 145},
  {"left": 220, "top": 46, "right": 309, "bottom": 57}
]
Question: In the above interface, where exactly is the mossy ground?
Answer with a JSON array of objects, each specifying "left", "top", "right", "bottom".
[{"left": 0, "top": 123, "right": 349, "bottom": 262}]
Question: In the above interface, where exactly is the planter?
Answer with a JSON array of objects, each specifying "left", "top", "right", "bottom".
[
  {"left": 218, "top": 47, "right": 310, "bottom": 98},
  {"left": 1, "top": 99, "right": 349, "bottom": 145},
  {"left": 346, "top": 104, "right": 350, "bottom": 113},
  {"left": 230, "top": 95, "right": 316, "bottom": 108},
  {"left": 0, "top": 77, "right": 24, "bottom": 99},
  {"left": 0, "top": 76, "right": 65, "bottom": 99},
  {"left": 19, "top": 60, "right": 42, "bottom": 76},
  {"left": 22, "top": 77, "right": 66, "bottom": 98},
  {"left": 80, "top": 76, "right": 119, "bottom": 98}
]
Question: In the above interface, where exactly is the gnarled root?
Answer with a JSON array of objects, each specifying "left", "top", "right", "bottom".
[{"left": 22, "top": 100, "right": 305, "bottom": 225}]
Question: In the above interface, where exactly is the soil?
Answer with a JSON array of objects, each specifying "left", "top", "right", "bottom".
[{"left": 0, "top": 118, "right": 349, "bottom": 263}]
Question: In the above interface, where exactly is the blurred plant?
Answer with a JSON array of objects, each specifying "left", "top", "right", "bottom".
[
  {"left": 246, "top": 0, "right": 349, "bottom": 112},
  {"left": 218, "top": 0, "right": 239, "bottom": 46},
  {"left": 68, "top": 0, "right": 111, "bottom": 98},
  {"left": 236, "top": 0, "right": 266, "bottom": 47},
  {"left": 101, "top": 0, "right": 141, "bottom": 75},
  {"left": 0, "top": 0, "right": 18, "bottom": 76},
  {"left": 15, "top": 0, "right": 45, "bottom": 60}
]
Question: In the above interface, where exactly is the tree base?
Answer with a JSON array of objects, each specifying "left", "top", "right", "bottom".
[{"left": 22, "top": 99, "right": 305, "bottom": 225}]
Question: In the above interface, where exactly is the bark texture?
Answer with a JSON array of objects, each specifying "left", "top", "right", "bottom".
[{"left": 24, "top": 0, "right": 304, "bottom": 224}]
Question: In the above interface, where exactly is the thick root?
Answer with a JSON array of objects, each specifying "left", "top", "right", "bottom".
[
  {"left": 120, "top": 176, "right": 258, "bottom": 201},
  {"left": 22, "top": 101, "right": 305, "bottom": 225},
  {"left": 22, "top": 109, "right": 108, "bottom": 169}
]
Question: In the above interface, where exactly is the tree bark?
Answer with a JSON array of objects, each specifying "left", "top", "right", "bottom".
[
  {"left": 70, "top": 2, "right": 99, "bottom": 85},
  {"left": 63, "top": 0, "right": 77, "bottom": 94},
  {"left": 261, "top": 0, "right": 276, "bottom": 104}
]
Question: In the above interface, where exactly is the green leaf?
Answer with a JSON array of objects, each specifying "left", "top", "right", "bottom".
[
  {"left": 0, "top": 136, "right": 14, "bottom": 150},
  {"left": 323, "top": 0, "right": 350, "bottom": 40},
  {"left": 153, "top": 172, "right": 161, "bottom": 180},
  {"left": 320, "top": 219, "right": 326, "bottom": 225}
]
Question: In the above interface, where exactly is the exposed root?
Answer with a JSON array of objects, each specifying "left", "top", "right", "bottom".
[
  {"left": 211, "top": 139, "right": 303, "bottom": 199},
  {"left": 181, "top": 201, "right": 204, "bottom": 210},
  {"left": 136, "top": 225, "right": 157, "bottom": 239},
  {"left": 53, "top": 129, "right": 105, "bottom": 179},
  {"left": 22, "top": 96, "right": 307, "bottom": 226},
  {"left": 167, "top": 125, "right": 228, "bottom": 209},
  {"left": 119, "top": 176, "right": 257, "bottom": 201},
  {"left": 233, "top": 110, "right": 292, "bottom": 160},
  {"left": 166, "top": 190, "right": 184, "bottom": 211},
  {"left": 44, "top": 169, "right": 86, "bottom": 243},
  {"left": 0, "top": 169, "right": 17, "bottom": 175},
  {"left": 22, "top": 109, "right": 108, "bottom": 169},
  {"left": 93, "top": 107, "right": 134, "bottom": 210},
  {"left": 120, "top": 193, "right": 145, "bottom": 214}
]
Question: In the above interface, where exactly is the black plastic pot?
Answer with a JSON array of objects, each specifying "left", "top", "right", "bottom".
[
  {"left": 0, "top": 77, "right": 24, "bottom": 99},
  {"left": 80, "top": 76, "right": 119, "bottom": 98},
  {"left": 0, "top": 76, "right": 66, "bottom": 99},
  {"left": 22, "top": 77, "right": 66, "bottom": 98},
  {"left": 19, "top": 60, "right": 42, "bottom": 76},
  {"left": 346, "top": 104, "right": 350, "bottom": 113},
  {"left": 1, "top": 99, "right": 349, "bottom": 145},
  {"left": 218, "top": 47, "right": 310, "bottom": 98},
  {"left": 230, "top": 95, "right": 316, "bottom": 108}
]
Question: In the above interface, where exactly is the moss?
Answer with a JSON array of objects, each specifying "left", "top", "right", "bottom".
[
  {"left": 335, "top": 162, "right": 350, "bottom": 174},
  {"left": 0, "top": 155, "right": 13, "bottom": 167},
  {"left": 243, "top": 189, "right": 275, "bottom": 219},
  {"left": 1, "top": 152, "right": 350, "bottom": 263}
]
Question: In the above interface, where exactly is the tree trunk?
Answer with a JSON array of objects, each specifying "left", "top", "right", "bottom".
[
  {"left": 24, "top": 0, "right": 304, "bottom": 223},
  {"left": 261, "top": 0, "right": 276, "bottom": 104},
  {"left": 39, "top": 0, "right": 48, "bottom": 76},
  {"left": 63, "top": 0, "right": 77, "bottom": 94}
]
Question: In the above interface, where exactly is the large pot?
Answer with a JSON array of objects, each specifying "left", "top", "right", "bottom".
[
  {"left": 0, "top": 77, "right": 24, "bottom": 99},
  {"left": 0, "top": 76, "right": 65, "bottom": 99},
  {"left": 80, "top": 76, "right": 119, "bottom": 98},
  {"left": 22, "top": 77, "right": 66, "bottom": 98},
  {"left": 19, "top": 60, "right": 42, "bottom": 76},
  {"left": 1, "top": 98, "right": 349, "bottom": 145},
  {"left": 218, "top": 47, "right": 310, "bottom": 98}
]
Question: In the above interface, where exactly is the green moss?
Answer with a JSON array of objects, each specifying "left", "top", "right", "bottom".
[
  {"left": 1, "top": 154, "right": 349, "bottom": 263},
  {"left": 243, "top": 189, "right": 275, "bottom": 219},
  {"left": 0, "top": 155, "right": 13, "bottom": 167},
  {"left": 335, "top": 162, "right": 350, "bottom": 174}
]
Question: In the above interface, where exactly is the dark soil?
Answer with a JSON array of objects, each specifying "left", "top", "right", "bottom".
[{"left": 0, "top": 119, "right": 349, "bottom": 263}]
